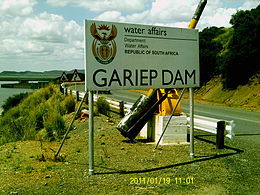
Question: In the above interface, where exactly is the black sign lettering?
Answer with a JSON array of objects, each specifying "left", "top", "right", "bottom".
[
  {"left": 185, "top": 70, "right": 196, "bottom": 84},
  {"left": 123, "top": 69, "right": 134, "bottom": 86},
  {"left": 162, "top": 70, "right": 173, "bottom": 85},
  {"left": 149, "top": 69, "right": 158, "bottom": 85},
  {"left": 108, "top": 69, "right": 122, "bottom": 86},
  {"left": 173, "top": 70, "right": 184, "bottom": 85},
  {"left": 140, "top": 69, "right": 149, "bottom": 86},
  {"left": 93, "top": 69, "right": 107, "bottom": 87}
]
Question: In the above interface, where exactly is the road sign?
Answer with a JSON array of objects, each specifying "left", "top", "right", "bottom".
[{"left": 84, "top": 20, "right": 199, "bottom": 90}]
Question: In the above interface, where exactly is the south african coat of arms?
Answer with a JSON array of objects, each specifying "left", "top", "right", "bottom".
[{"left": 90, "top": 23, "right": 117, "bottom": 65}]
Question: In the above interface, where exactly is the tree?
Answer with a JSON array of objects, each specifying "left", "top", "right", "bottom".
[
  {"left": 222, "top": 5, "right": 260, "bottom": 89},
  {"left": 199, "top": 26, "right": 224, "bottom": 85}
]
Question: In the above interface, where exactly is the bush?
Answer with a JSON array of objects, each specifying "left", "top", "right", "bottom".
[
  {"left": 0, "top": 84, "right": 68, "bottom": 145},
  {"left": 44, "top": 111, "right": 65, "bottom": 140},
  {"left": 47, "top": 93, "right": 65, "bottom": 115},
  {"left": 34, "top": 104, "right": 46, "bottom": 131},
  {"left": 2, "top": 92, "right": 29, "bottom": 115},
  {"left": 0, "top": 106, "right": 24, "bottom": 141},
  {"left": 62, "top": 95, "right": 76, "bottom": 114},
  {"left": 96, "top": 97, "right": 110, "bottom": 116}
]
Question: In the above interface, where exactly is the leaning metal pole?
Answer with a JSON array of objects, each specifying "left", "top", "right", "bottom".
[
  {"left": 153, "top": 0, "right": 207, "bottom": 152},
  {"left": 188, "top": 0, "right": 207, "bottom": 158},
  {"left": 55, "top": 92, "right": 87, "bottom": 159},
  {"left": 154, "top": 88, "right": 186, "bottom": 149},
  {"left": 188, "top": 0, "right": 207, "bottom": 29}
]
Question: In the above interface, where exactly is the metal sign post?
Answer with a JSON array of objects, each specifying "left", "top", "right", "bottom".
[
  {"left": 188, "top": 0, "right": 207, "bottom": 159},
  {"left": 189, "top": 88, "right": 195, "bottom": 158},
  {"left": 88, "top": 90, "right": 94, "bottom": 175}
]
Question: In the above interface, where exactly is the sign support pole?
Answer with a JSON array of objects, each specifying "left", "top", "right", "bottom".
[
  {"left": 187, "top": 0, "right": 207, "bottom": 159},
  {"left": 88, "top": 90, "right": 94, "bottom": 175},
  {"left": 189, "top": 88, "right": 195, "bottom": 158}
]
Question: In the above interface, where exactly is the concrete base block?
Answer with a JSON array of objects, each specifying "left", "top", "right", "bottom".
[
  {"left": 140, "top": 123, "right": 148, "bottom": 138},
  {"left": 140, "top": 114, "right": 187, "bottom": 145}
]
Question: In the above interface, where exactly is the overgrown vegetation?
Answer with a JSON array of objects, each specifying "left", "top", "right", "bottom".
[
  {"left": 96, "top": 96, "right": 110, "bottom": 116},
  {"left": 0, "top": 84, "right": 76, "bottom": 145},
  {"left": 199, "top": 4, "right": 260, "bottom": 89},
  {"left": 1, "top": 92, "right": 29, "bottom": 115}
]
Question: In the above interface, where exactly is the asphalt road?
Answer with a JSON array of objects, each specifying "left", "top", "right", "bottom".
[
  {"left": 107, "top": 90, "right": 260, "bottom": 135},
  {"left": 181, "top": 101, "right": 260, "bottom": 135}
]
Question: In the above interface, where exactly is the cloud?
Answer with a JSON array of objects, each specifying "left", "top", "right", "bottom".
[
  {"left": 1, "top": 12, "right": 83, "bottom": 48},
  {"left": 0, "top": 10, "right": 84, "bottom": 71},
  {"left": 94, "top": 11, "right": 124, "bottom": 22},
  {"left": 208, "top": 8, "right": 236, "bottom": 27},
  {"left": 239, "top": 0, "right": 259, "bottom": 10},
  {"left": 0, "top": 0, "right": 37, "bottom": 17},
  {"left": 93, "top": 0, "right": 233, "bottom": 29},
  {"left": 2, "top": 39, "right": 50, "bottom": 55},
  {"left": 80, "top": 0, "right": 147, "bottom": 12},
  {"left": 47, "top": 0, "right": 147, "bottom": 12},
  {"left": 197, "top": 7, "right": 236, "bottom": 29},
  {"left": 1, "top": 0, "right": 259, "bottom": 72},
  {"left": 197, "top": 0, "right": 259, "bottom": 29},
  {"left": 93, "top": 0, "right": 197, "bottom": 27},
  {"left": 20, "top": 12, "right": 83, "bottom": 44},
  {"left": 46, "top": 0, "right": 71, "bottom": 7},
  {"left": 148, "top": 0, "right": 196, "bottom": 23}
]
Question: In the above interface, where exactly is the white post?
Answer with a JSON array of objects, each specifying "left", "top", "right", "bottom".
[
  {"left": 88, "top": 90, "right": 94, "bottom": 175},
  {"left": 189, "top": 88, "right": 195, "bottom": 158}
]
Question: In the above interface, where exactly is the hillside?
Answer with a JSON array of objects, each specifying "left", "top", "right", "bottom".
[
  {"left": 193, "top": 74, "right": 260, "bottom": 111},
  {"left": 133, "top": 74, "right": 259, "bottom": 112},
  {"left": 0, "top": 100, "right": 259, "bottom": 194}
]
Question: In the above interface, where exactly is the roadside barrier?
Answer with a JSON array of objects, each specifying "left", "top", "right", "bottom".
[
  {"left": 63, "top": 87, "right": 133, "bottom": 116},
  {"left": 187, "top": 115, "right": 235, "bottom": 139},
  {"left": 63, "top": 87, "right": 235, "bottom": 146}
]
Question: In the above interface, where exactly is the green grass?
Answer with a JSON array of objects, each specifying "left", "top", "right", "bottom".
[
  {"left": 25, "top": 165, "right": 34, "bottom": 173},
  {"left": 96, "top": 96, "right": 110, "bottom": 116},
  {"left": 0, "top": 82, "right": 259, "bottom": 194},
  {"left": 0, "top": 84, "right": 77, "bottom": 145},
  {"left": 0, "top": 112, "right": 258, "bottom": 194}
]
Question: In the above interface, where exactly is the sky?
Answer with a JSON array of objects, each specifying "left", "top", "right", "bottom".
[{"left": 0, "top": 0, "right": 259, "bottom": 72}]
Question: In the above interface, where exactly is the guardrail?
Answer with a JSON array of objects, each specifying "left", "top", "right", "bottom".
[
  {"left": 63, "top": 87, "right": 235, "bottom": 140},
  {"left": 187, "top": 115, "right": 235, "bottom": 139},
  {"left": 63, "top": 88, "right": 133, "bottom": 115}
]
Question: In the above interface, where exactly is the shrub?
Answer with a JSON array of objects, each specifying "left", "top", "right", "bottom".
[
  {"left": 2, "top": 92, "right": 29, "bottom": 115},
  {"left": 47, "top": 93, "right": 65, "bottom": 115},
  {"left": 34, "top": 104, "right": 46, "bottom": 131},
  {"left": 0, "top": 106, "right": 24, "bottom": 142},
  {"left": 44, "top": 111, "right": 65, "bottom": 140},
  {"left": 62, "top": 95, "right": 76, "bottom": 114},
  {"left": 96, "top": 96, "right": 110, "bottom": 116},
  {"left": 0, "top": 84, "right": 69, "bottom": 145}
]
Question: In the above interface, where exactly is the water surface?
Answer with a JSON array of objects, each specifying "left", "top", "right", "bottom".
[{"left": 0, "top": 81, "right": 34, "bottom": 114}]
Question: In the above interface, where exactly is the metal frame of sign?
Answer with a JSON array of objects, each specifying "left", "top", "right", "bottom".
[
  {"left": 85, "top": 20, "right": 199, "bottom": 90},
  {"left": 84, "top": 20, "right": 200, "bottom": 175}
]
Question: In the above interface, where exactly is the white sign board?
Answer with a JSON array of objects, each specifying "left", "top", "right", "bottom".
[{"left": 84, "top": 20, "right": 199, "bottom": 90}]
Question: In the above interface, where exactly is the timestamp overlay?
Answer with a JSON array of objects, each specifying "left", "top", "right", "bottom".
[{"left": 129, "top": 177, "right": 195, "bottom": 185}]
